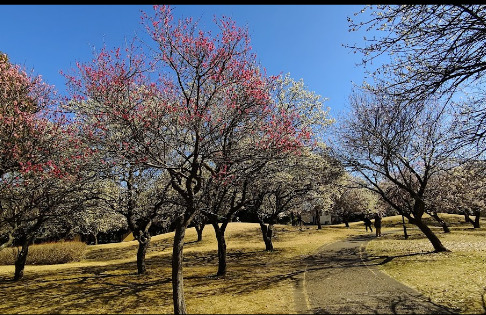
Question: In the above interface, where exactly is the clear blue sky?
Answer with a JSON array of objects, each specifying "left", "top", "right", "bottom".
[{"left": 0, "top": 4, "right": 372, "bottom": 119}]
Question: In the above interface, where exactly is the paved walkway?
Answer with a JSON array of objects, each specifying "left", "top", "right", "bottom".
[{"left": 294, "top": 232, "right": 457, "bottom": 314}]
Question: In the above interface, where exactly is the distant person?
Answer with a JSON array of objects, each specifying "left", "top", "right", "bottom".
[
  {"left": 363, "top": 216, "right": 373, "bottom": 232},
  {"left": 374, "top": 213, "right": 382, "bottom": 237}
]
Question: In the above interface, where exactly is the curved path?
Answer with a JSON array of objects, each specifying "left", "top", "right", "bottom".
[{"left": 294, "top": 232, "right": 457, "bottom": 314}]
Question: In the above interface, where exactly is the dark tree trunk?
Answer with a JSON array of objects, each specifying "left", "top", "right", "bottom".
[
  {"left": 259, "top": 222, "right": 274, "bottom": 251},
  {"left": 316, "top": 208, "right": 322, "bottom": 230},
  {"left": 429, "top": 212, "right": 450, "bottom": 233},
  {"left": 415, "top": 218, "right": 449, "bottom": 252},
  {"left": 343, "top": 218, "right": 349, "bottom": 228},
  {"left": 297, "top": 213, "right": 303, "bottom": 231},
  {"left": 402, "top": 215, "right": 409, "bottom": 239},
  {"left": 172, "top": 219, "right": 187, "bottom": 314},
  {"left": 211, "top": 222, "right": 227, "bottom": 276},
  {"left": 464, "top": 211, "right": 472, "bottom": 224},
  {"left": 464, "top": 210, "right": 480, "bottom": 228},
  {"left": 290, "top": 212, "right": 296, "bottom": 226},
  {"left": 14, "top": 238, "right": 30, "bottom": 281},
  {"left": 136, "top": 230, "right": 151, "bottom": 275},
  {"left": 473, "top": 209, "right": 481, "bottom": 228},
  {"left": 195, "top": 224, "right": 204, "bottom": 242}
]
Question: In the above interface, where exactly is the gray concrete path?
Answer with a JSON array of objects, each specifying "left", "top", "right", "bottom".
[{"left": 294, "top": 232, "right": 458, "bottom": 314}]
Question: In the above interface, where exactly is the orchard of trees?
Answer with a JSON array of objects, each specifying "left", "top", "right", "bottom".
[
  {"left": 336, "top": 4, "right": 486, "bottom": 253},
  {"left": 1, "top": 4, "right": 486, "bottom": 314}
]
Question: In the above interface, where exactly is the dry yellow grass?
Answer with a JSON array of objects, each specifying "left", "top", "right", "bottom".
[
  {"left": 366, "top": 214, "right": 486, "bottom": 314},
  {"left": 1, "top": 215, "right": 483, "bottom": 314},
  {"left": 0, "top": 241, "right": 87, "bottom": 265},
  {"left": 0, "top": 222, "right": 362, "bottom": 314}
]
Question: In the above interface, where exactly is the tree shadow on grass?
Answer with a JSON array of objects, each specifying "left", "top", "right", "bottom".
[
  {"left": 0, "top": 245, "right": 312, "bottom": 313},
  {"left": 183, "top": 248, "right": 311, "bottom": 296},
  {"left": 366, "top": 251, "right": 436, "bottom": 266},
  {"left": 0, "top": 230, "right": 455, "bottom": 314},
  {"left": 0, "top": 257, "right": 176, "bottom": 313},
  {"left": 301, "top": 234, "right": 438, "bottom": 275},
  {"left": 311, "top": 293, "right": 458, "bottom": 314},
  {"left": 83, "top": 238, "right": 171, "bottom": 262}
]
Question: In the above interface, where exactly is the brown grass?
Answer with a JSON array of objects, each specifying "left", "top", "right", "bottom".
[
  {"left": 0, "top": 215, "right": 484, "bottom": 314},
  {"left": 366, "top": 213, "right": 486, "bottom": 314},
  {"left": 0, "top": 222, "right": 361, "bottom": 314},
  {"left": 0, "top": 241, "right": 87, "bottom": 265}
]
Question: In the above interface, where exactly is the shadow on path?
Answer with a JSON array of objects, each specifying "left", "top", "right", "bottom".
[{"left": 294, "top": 232, "right": 458, "bottom": 314}]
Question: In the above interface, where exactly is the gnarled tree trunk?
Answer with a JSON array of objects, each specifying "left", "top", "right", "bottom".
[
  {"left": 14, "top": 237, "right": 30, "bottom": 281},
  {"left": 259, "top": 222, "right": 274, "bottom": 251},
  {"left": 136, "top": 229, "right": 151, "bottom": 275}
]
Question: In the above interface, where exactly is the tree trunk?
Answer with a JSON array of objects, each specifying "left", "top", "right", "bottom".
[
  {"left": 195, "top": 224, "right": 204, "bottom": 242},
  {"left": 402, "top": 215, "right": 409, "bottom": 239},
  {"left": 316, "top": 208, "right": 322, "bottom": 230},
  {"left": 259, "top": 222, "right": 274, "bottom": 251},
  {"left": 464, "top": 210, "right": 472, "bottom": 224},
  {"left": 464, "top": 210, "right": 480, "bottom": 228},
  {"left": 415, "top": 218, "right": 449, "bottom": 252},
  {"left": 290, "top": 212, "right": 296, "bottom": 226},
  {"left": 136, "top": 231, "right": 151, "bottom": 275},
  {"left": 473, "top": 209, "right": 481, "bottom": 228},
  {"left": 14, "top": 238, "right": 30, "bottom": 281},
  {"left": 344, "top": 218, "right": 349, "bottom": 228},
  {"left": 172, "top": 219, "right": 187, "bottom": 314},
  {"left": 429, "top": 212, "right": 450, "bottom": 233},
  {"left": 212, "top": 222, "right": 227, "bottom": 276}
]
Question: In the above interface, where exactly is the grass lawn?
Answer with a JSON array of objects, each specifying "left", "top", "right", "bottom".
[
  {"left": 366, "top": 214, "right": 486, "bottom": 314},
  {"left": 0, "top": 222, "right": 361, "bottom": 314},
  {"left": 0, "top": 214, "right": 484, "bottom": 314}
]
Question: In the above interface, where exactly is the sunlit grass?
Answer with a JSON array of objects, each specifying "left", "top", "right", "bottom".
[
  {"left": 0, "top": 222, "right": 362, "bottom": 314},
  {"left": 1, "top": 215, "right": 484, "bottom": 314},
  {"left": 366, "top": 214, "right": 486, "bottom": 314}
]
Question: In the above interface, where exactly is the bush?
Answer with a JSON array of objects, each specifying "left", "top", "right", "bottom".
[{"left": 0, "top": 241, "right": 87, "bottom": 265}]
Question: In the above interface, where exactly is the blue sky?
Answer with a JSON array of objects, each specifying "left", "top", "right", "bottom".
[{"left": 0, "top": 4, "right": 372, "bottom": 119}]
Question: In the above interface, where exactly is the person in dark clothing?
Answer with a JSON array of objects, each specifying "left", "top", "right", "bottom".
[
  {"left": 374, "top": 213, "right": 382, "bottom": 237},
  {"left": 363, "top": 217, "right": 373, "bottom": 232}
]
